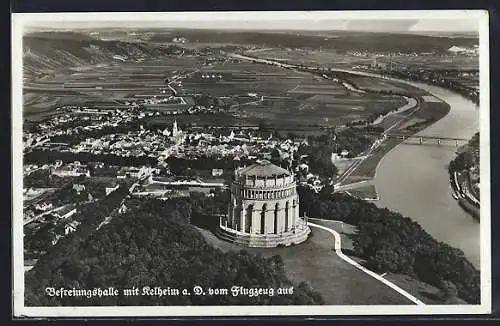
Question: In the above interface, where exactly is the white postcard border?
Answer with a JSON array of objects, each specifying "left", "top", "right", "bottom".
[{"left": 11, "top": 10, "right": 491, "bottom": 317}]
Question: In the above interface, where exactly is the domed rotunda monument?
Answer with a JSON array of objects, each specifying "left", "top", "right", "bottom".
[{"left": 217, "top": 160, "right": 311, "bottom": 247}]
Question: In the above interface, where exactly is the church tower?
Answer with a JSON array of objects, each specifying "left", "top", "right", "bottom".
[{"left": 172, "top": 120, "right": 179, "bottom": 137}]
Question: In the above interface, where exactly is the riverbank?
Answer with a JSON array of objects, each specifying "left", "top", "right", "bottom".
[
  {"left": 449, "top": 170, "right": 480, "bottom": 221},
  {"left": 372, "top": 84, "right": 480, "bottom": 268},
  {"left": 334, "top": 86, "right": 450, "bottom": 186},
  {"left": 230, "top": 52, "right": 481, "bottom": 271},
  {"left": 328, "top": 68, "right": 480, "bottom": 267},
  {"left": 448, "top": 135, "right": 481, "bottom": 221}
]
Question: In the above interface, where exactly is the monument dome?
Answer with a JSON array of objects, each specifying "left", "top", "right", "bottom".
[{"left": 217, "top": 160, "right": 311, "bottom": 247}]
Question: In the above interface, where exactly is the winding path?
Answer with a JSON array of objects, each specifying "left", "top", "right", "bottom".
[{"left": 308, "top": 221, "right": 425, "bottom": 305}]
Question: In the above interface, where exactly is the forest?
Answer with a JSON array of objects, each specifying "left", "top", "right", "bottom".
[
  {"left": 25, "top": 197, "right": 324, "bottom": 306},
  {"left": 297, "top": 186, "right": 480, "bottom": 304}
]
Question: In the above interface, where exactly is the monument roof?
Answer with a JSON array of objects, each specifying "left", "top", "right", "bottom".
[{"left": 238, "top": 160, "right": 291, "bottom": 178}]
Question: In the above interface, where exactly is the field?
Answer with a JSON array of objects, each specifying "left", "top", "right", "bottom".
[
  {"left": 23, "top": 56, "right": 201, "bottom": 115},
  {"left": 151, "top": 60, "right": 408, "bottom": 129},
  {"left": 339, "top": 74, "right": 429, "bottom": 96},
  {"left": 23, "top": 32, "right": 425, "bottom": 134},
  {"left": 24, "top": 51, "right": 410, "bottom": 132}
]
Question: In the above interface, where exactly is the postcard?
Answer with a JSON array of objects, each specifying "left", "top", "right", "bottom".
[{"left": 12, "top": 10, "right": 491, "bottom": 317}]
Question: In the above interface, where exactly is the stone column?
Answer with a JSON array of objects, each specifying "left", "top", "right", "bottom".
[
  {"left": 240, "top": 207, "right": 246, "bottom": 232},
  {"left": 245, "top": 205, "right": 252, "bottom": 233},
  {"left": 276, "top": 203, "right": 284, "bottom": 234},
  {"left": 295, "top": 201, "right": 300, "bottom": 226},
  {"left": 284, "top": 201, "right": 289, "bottom": 232},
  {"left": 265, "top": 208, "right": 274, "bottom": 234},
  {"left": 260, "top": 205, "right": 267, "bottom": 234},
  {"left": 273, "top": 205, "right": 280, "bottom": 234},
  {"left": 233, "top": 205, "right": 238, "bottom": 231},
  {"left": 228, "top": 199, "right": 234, "bottom": 229},
  {"left": 252, "top": 206, "right": 260, "bottom": 234}
]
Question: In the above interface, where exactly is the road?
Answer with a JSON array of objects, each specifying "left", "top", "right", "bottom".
[
  {"left": 24, "top": 204, "right": 74, "bottom": 226},
  {"left": 308, "top": 221, "right": 425, "bottom": 306}
]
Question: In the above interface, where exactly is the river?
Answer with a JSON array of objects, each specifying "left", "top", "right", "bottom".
[
  {"left": 371, "top": 81, "right": 480, "bottom": 269},
  {"left": 230, "top": 53, "right": 481, "bottom": 268},
  {"left": 303, "top": 65, "right": 481, "bottom": 268}
]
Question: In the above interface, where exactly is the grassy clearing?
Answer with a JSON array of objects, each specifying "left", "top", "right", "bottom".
[
  {"left": 197, "top": 225, "right": 412, "bottom": 305},
  {"left": 301, "top": 219, "right": 466, "bottom": 305}
]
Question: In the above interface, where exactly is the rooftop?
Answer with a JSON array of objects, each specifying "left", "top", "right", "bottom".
[{"left": 237, "top": 160, "right": 291, "bottom": 178}]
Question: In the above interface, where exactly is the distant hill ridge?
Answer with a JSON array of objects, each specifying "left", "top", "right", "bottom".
[
  {"left": 22, "top": 32, "right": 191, "bottom": 79},
  {"left": 22, "top": 30, "right": 478, "bottom": 79}
]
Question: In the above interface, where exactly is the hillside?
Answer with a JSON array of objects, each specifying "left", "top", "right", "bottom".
[{"left": 23, "top": 32, "right": 188, "bottom": 79}]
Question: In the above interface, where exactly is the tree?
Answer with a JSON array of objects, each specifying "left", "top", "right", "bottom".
[{"left": 440, "top": 280, "right": 458, "bottom": 300}]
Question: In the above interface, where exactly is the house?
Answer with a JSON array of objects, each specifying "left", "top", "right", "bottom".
[
  {"left": 55, "top": 207, "right": 78, "bottom": 220},
  {"left": 117, "top": 166, "right": 155, "bottom": 179},
  {"left": 52, "top": 234, "right": 63, "bottom": 246},
  {"left": 118, "top": 204, "right": 128, "bottom": 215},
  {"left": 297, "top": 163, "right": 309, "bottom": 173},
  {"left": 105, "top": 184, "right": 120, "bottom": 196},
  {"left": 35, "top": 202, "right": 52, "bottom": 212},
  {"left": 212, "top": 168, "right": 224, "bottom": 177},
  {"left": 72, "top": 183, "right": 86, "bottom": 194},
  {"left": 64, "top": 220, "right": 81, "bottom": 235},
  {"left": 52, "top": 162, "right": 90, "bottom": 177}
]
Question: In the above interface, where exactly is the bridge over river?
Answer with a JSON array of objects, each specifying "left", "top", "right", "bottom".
[{"left": 385, "top": 133, "right": 471, "bottom": 147}]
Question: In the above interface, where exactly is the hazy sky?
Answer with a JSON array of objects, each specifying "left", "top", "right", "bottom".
[{"left": 19, "top": 12, "right": 482, "bottom": 33}]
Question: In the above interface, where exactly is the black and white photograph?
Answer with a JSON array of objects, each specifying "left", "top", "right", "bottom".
[{"left": 12, "top": 10, "right": 491, "bottom": 316}]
